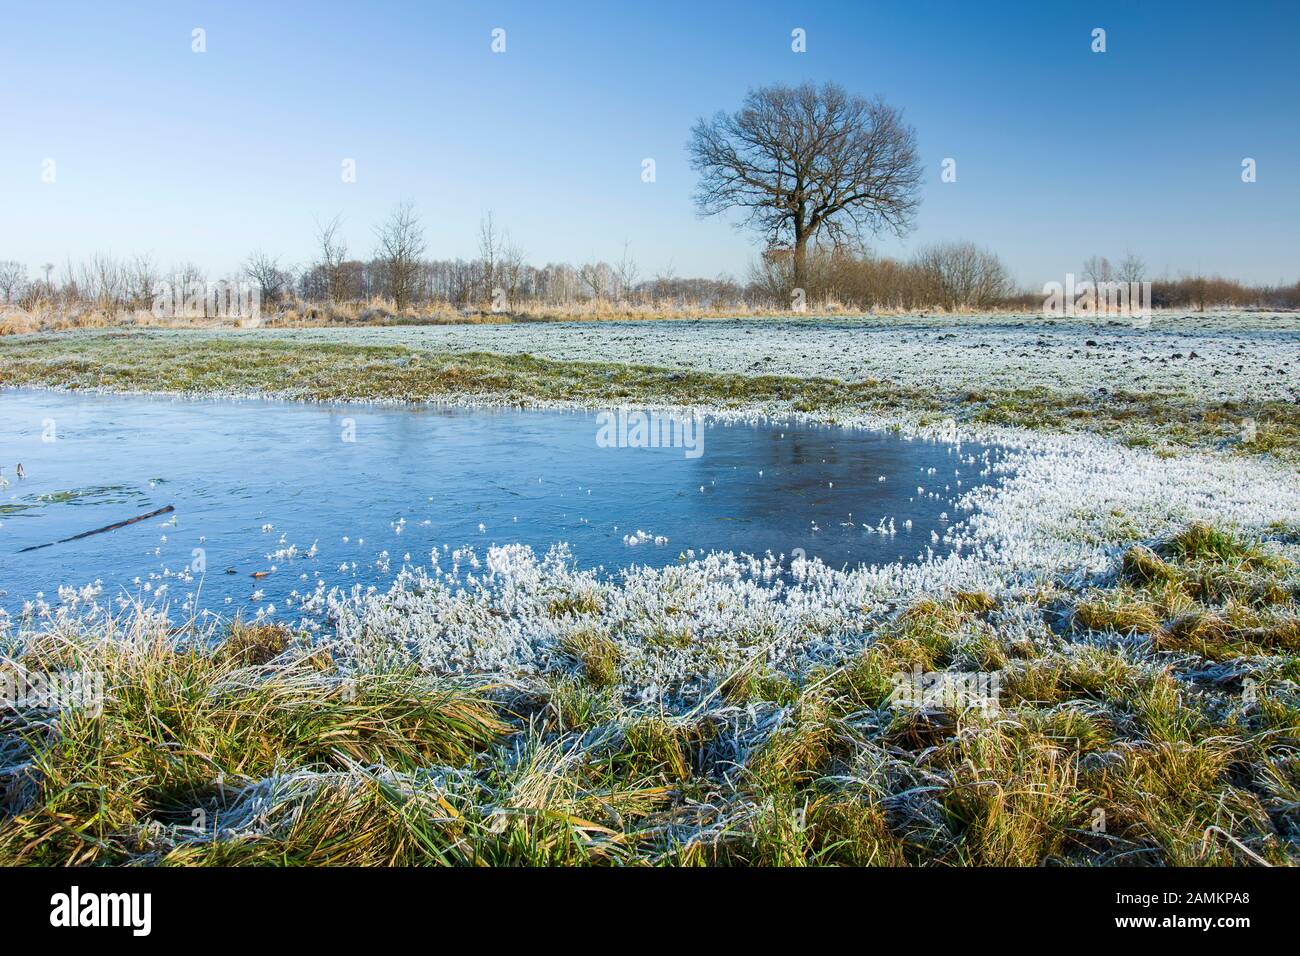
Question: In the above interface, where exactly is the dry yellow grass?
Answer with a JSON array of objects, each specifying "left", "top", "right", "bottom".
[{"left": 2, "top": 295, "right": 1058, "bottom": 336}]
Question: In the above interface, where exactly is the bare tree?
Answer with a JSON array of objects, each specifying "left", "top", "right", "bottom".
[
  {"left": 314, "top": 214, "right": 349, "bottom": 304},
  {"left": 1082, "top": 255, "right": 1113, "bottom": 287},
  {"left": 1080, "top": 255, "right": 1114, "bottom": 313},
  {"left": 374, "top": 202, "right": 426, "bottom": 310},
  {"left": 0, "top": 261, "right": 26, "bottom": 303},
  {"left": 243, "top": 249, "right": 288, "bottom": 308},
  {"left": 499, "top": 238, "right": 526, "bottom": 308},
  {"left": 129, "top": 254, "right": 160, "bottom": 309},
  {"left": 578, "top": 261, "right": 611, "bottom": 300},
  {"left": 59, "top": 256, "right": 81, "bottom": 304},
  {"left": 541, "top": 262, "right": 581, "bottom": 305},
  {"left": 157, "top": 262, "right": 206, "bottom": 316},
  {"left": 651, "top": 259, "right": 677, "bottom": 304},
  {"left": 689, "top": 81, "right": 922, "bottom": 292},
  {"left": 914, "top": 242, "right": 1011, "bottom": 310},
  {"left": 85, "top": 254, "right": 126, "bottom": 312},
  {"left": 478, "top": 211, "right": 500, "bottom": 307},
  {"left": 1117, "top": 251, "right": 1146, "bottom": 284},
  {"left": 173, "top": 262, "right": 206, "bottom": 289},
  {"left": 615, "top": 241, "right": 639, "bottom": 303},
  {"left": 181, "top": 261, "right": 206, "bottom": 291}
]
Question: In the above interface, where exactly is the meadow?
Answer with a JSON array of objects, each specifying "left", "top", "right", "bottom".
[{"left": 1, "top": 313, "right": 1298, "bottom": 866}]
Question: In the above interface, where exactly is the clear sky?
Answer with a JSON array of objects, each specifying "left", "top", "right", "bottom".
[{"left": 1, "top": 0, "right": 1297, "bottom": 287}]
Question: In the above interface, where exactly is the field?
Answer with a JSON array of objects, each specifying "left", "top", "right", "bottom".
[{"left": 2, "top": 313, "right": 1299, "bottom": 866}]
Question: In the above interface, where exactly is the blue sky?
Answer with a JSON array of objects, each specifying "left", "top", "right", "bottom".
[{"left": 1, "top": 0, "right": 1297, "bottom": 286}]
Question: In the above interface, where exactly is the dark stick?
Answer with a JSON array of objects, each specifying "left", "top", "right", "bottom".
[{"left": 17, "top": 505, "right": 176, "bottom": 553}]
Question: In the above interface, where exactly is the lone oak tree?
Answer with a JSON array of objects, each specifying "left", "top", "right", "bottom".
[{"left": 688, "top": 82, "right": 923, "bottom": 294}]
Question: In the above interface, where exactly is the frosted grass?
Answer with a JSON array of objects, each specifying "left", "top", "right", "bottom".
[{"left": 201, "top": 310, "right": 1300, "bottom": 403}]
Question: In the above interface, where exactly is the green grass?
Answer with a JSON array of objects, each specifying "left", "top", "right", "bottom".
[
  {"left": 4, "top": 521, "right": 1294, "bottom": 866},
  {"left": 558, "top": 627, "right": 621, "bottom": 688},
  {"left": 0, "top": 625, "right": 507, "bottom": 865},
  {"left": 2, "top": 330, "right": 1299, "bottom": 457}
]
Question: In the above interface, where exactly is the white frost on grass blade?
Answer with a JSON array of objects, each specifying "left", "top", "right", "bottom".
[
  {"left": 291, "top": 428, "right": 1300, "bottom": 706},
  {"left": 5, "top": 390, "right": 1298, "bottom": 708},
  {"left": 205, "top": 311, "right": 1300, "bottom": 404}
]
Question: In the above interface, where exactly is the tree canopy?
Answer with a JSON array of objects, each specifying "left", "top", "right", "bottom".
[{"left": 689, "top": 82, "right": 923, "bottom": 291}]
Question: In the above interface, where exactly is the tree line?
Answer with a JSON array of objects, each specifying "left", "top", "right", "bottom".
[{"left": 4, "top": 221, "right": 1299, "bottom": 316}]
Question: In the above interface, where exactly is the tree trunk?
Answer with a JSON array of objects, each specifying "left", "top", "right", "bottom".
[{"left": 792, "top": 233, "right": 807, "bottom": 295}]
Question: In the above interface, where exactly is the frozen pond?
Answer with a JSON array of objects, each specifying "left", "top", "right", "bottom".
[{"left": 0, "top": 389, "right": 1013, "bottom": 618}]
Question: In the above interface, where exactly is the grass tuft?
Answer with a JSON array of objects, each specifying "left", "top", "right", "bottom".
[
  {"left": 3, "top": 518, "right": 1298, "bottom": 866},
  {"left": 558, "top": 627, "right": 621, "bottom": 688}
]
